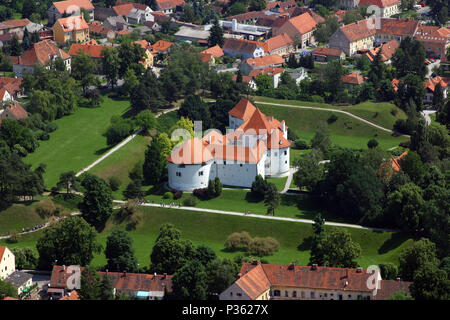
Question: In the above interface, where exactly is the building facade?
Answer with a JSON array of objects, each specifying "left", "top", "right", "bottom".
[{"left": 0, "top": 246, "right": 15, "bottom": 281}]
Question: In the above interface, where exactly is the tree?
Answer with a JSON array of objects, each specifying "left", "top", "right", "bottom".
[
  {"left": 387, "top": 182, "right": 425, "bottom": 232},
  {"left": 396, "top": 74, "right": 426, "bottom": 111},
  {"left": 122, "top": 68, "right": 138, "bottom": 97},
  {"left": 205, "top": 259, "right": 236, "bottom": 296},
  {"left": 101, "top": 47, "right": 120, "bottom": 89},
  {"left": 208, "top": 19, "right": 224, "bottom": 47},
  {"left": 368, "top": 48, "right": 385, "bottom": 88},
  {"left": 105, "top": 117, "right": 134, "bottom": 146},
  {"left": 172, "top": 260, "right": 207, "bottom": 300},
  {"left": 9, "top": 34, "right": 22, "bottom": 56},
  {"left": 99, "top": 273, "right": 114, "bottom": 300},
  {"left": 293, "top": 149, "right": 324, "bottom": 191},
  {"left": 143, "top": 134, "right": 171, "bottom": 185},
  {"left": 392, "top": 37, "right": 427, "bottom": 80},
  {"left": 264, "top": 183, "right": 280, "bottom": 216},
  {"left": 123, "top": 179, "right": 144, "bottom": 200},
  {"left": 105, "top": 229, "right": 138, "bottom": 272},
  {"left": 79, "top": 173, "right": 113, "bottom": 231},
  {"left": 367, "top": 139, "right": 379, "bottom": 149},
  {"left": 79, "top": 266, "right": 101, "bottom": 300},
  {"left": 410, "top": 263, "right": 450, "bottom": 300},
  {"left": 71, "top": 51, "right": 98, "bottom": 95},
  {"left": 150, "top": 224, "right": 197, "bottom": 274},
  {"left": 322, "top": 60, "right": 344, "bottom": 98},
  {"left": 311, "top": 122, "right": 331, "bottom": 154},
  {"left": 433, "top": 83, "right": 445, "bottom": 108},
  {"left": 399, "top": 151, "right": 424, "bottom": 184},
  {"left": 379, "top": 263, "right": 398, "bottom": 280},
  {"left": 195, "top": 245, "right": 217, "bottom": 266},
  {"left": 11, "top": 247, "right": 38, "bottom": 270},
  {"left": 178, "top": 95, "right": 211, "bottom": 128},
  {"left": 398, "top": 238, "right": 440, "bottom": 281},
  {"left": 56, "top": 171, "right": 78, "bottom": 194},
  {"left": 0, "top": 279, "right": 17, "bottom": 298},
  {"left": 314, "top": 229, "right": 361, "bottom": 268},
  {"left": 385, "top": 290, "right": 414, "bottom": 300},
  {"left": 136, "top": 109, "right": 157, "bottom": 132},
  {"left": 36, "top": 216, "right": 101, "bottom": 269}
]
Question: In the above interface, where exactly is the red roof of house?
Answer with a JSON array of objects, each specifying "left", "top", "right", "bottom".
[
  {"left": 68, "top": 43, "right": 104, "bottom": 58},
  {"left": 0, "top": 77, "right": 23, "bottom": 96},
  {"left": 378, "top": 18, "right": 419, "bottom": 37},
  {"left": 425, "top": 76, "right": 450, "bottom": 92},
  {"left": 152, "top": 40, "right": 173, "bottom": 52},
  {"left": 365, "top": 40, "right": 399, "bottom": 61},
  {"left": 284, "top": 12, "right": 317, "bottom": 35},
  {"left": 234, "top": 264, "right": 272, "bottom": 299},
  {"left": 313, "top": 47, "right": 344, "bottom": 57},
  {"left": 1, "top": 19, "right": 31, "bottom": 28},
  {"left": 2, "top": 296, "right": 18, "bottom": 300},
  {"left": 374, "top": 280, "right": 412, "bottom": 300},
  {"left": 14, "top": 40, "right": 70, "bottom": 66},
  {"left": 240, "top": 107, "right": 272, "bottom": 132},
  {"left": 167, "top": 137, "right": 214, "bottom": 164},
  {"left": 200, "top": 52, "right": 213, "bottom": 63},
  {"left": 244, "top": 54, "right": 284, "bottom": 68},
  {"left": 223, "top": 38, "right": 263, "bottom": 55},
  {"left": 358, "top": 0, "right": 400, "bottom": 8},
  {"left": 55, "top": 15, "right": 89, "bottom": 32},
  {"left": 5, "top": 101, "right": 28, "bottom": 120},
  {"left": 338, "top": 19, "right": 377, "bottom": 42},
  {"left": 391, "top": 151, "right": 408, "bottom": 171},
  {"left": 263, "top": 33, "right": 293, "bottom": 53},
  {"left": 53, "top": 0, "right": 94, "bottom": 14},
  {"left": 342, "top": 72, "right": 366, "bottom": 85},
  {"left": 59, "top": 290, "right": 80, "bottom": 300},
  {"left": 0, "top": 246, "right": 6, "bottom": 261},
  {"left": 135, "top": 39, "right": 152, "bottom": 50},
  {"left": 202, "top": 45, "right": 224, "bottom": 58},
  {"left": 156, "top": 0, "right": 185, "bottom": 10},
  {"left": 415, "top": 25, "right": 450, "bottom": 43},
  {"left": 113, "top": 3, "right": 135, "bottom": 16},
  {"left": 248, "top": 66, "right": 285, "bottom": 78}
]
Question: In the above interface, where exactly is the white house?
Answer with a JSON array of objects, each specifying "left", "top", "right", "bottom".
[
  {"left": 0, "top": 246, "right": 15, "bottom": 281},
  {"left": 167, "top": 99, "right": 291, "bottom": 190},
  {"left": 127, "top": 7, "right": 154, "bottom": 24}
]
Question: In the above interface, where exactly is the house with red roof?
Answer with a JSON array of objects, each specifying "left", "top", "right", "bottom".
[
  {"left": 68, "top": 41, "right": 107, "bottom": 73},
  {"left": 48, "top": 265, "right": 173, "bottom": 300},
  {"left": 53, "top": 15, "right": 89, "bottom": 44},
  {"left": 223, "top": 38, "right": 266, "bottom": 60},
  {"left": 272, "top": 12, "right": 318, "bottom": 48},
  {"left": 239, "top": 54, "right": 285, "bottom": 76},
  {"left": 220, "top": 261, "right": 411, "bottom": 300},
  {"left": 47, "top": 0, "right": 95, "bottom": 25},
  {"left": 0, "top": 101, "right": 29, "bottom": 126},
  {"left": 342, "top": 71, "right": 367, "bottom": 91},
  {"left": 201, "top": 45, "right": 224, "bottom": 58},
  {"left": 262, "top": 33, "right": 294, "bottom": 56},
  {"left": 168, "top": 98, "right": 290, "bottom": 190},
  {"left": 364, "top": 39, "right": 399, "bottom": 63},
  {"left": 313, "top": 47, "right": 346, "bottom": 62},
  {"left": 357, "top": 0, "right": 400, "bottom": 17},
  {"left": 415, "top": 25, "right": 450, "bottom": 60},
  {"left": 424, "top": 76, "right": 450, "bottom": 104},
  {"left": 12, "top": 40, "right": 71, "bottom": 77},
  {"left": 152, "top": 40, "right": 174, "bottom": 54},
  {"left": 0, "top": 246, "right": 15, "bottom": 281}
]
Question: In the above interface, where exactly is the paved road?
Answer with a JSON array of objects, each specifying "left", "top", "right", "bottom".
[
  {"left": 113, "top": 200, "right": 396, "bottom": 232},
  {"left": 421, "top": 110, "right": 437, "bottom": 125},
  {"left": 281, "top": 168, "right": 296, "bottom": 194},
  {"left": 75, "top": 106, "right": 179, "bottom": 177},
  {"left": 254, "top": 101, "right": 402, "bottom": 135}
]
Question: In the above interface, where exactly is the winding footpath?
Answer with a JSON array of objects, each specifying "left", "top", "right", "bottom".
[
  {"left": 113, "top": 200, "right": 396, "bottom": 233},
  {"left": 254, "top": 101, "right": 399, "bottom": 134},
  {"left": 75, "top": 107, "right": 179, "bottom": 177}
]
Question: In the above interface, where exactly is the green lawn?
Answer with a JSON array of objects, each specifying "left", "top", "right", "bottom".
[
  {"left": 266, "top": 176, "right": 288, "bottom": 191},
  {"left": 253, "top": 96, "right": 407, "bottom": 130},
  {"left": 89, "top": 206, "right": 414, "bottom": 268},
  {"left": 24, "top": 95, "right": 131, "bottom": 188},
  {"left": 255, "top": 102, "right": 407, "bottom": 150},
  {"left": 0, "top": 201, "right": 47, "bottom": 235}
]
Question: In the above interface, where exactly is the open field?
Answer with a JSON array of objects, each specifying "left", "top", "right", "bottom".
[
  {"left": 255, "top": 102, "right": 407, "bottom": 150},
  {"left": 0, "top": 201, "right": 47, "bottom": 235},
  {"left": 24, "top": 95, "right": 131, "bottom": 189},
  {"left": 252, "top": 96, "right": 407, "bottom": 130}
]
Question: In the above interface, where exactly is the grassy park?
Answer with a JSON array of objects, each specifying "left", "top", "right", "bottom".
[{"left": 24, "top": 94, "right": 131, "bottom": 188}]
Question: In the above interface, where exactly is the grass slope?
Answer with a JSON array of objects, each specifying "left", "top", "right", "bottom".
[
  {"left": 24, "top": 95, "right": 130, "bottom": 188},
  {"left": 0, "top": 201, "right": 47, "bottom": 235}
]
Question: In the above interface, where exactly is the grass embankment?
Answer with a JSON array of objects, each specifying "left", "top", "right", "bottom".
[{"left": 24, "top": 95, "right": 131, "bottom": 189}]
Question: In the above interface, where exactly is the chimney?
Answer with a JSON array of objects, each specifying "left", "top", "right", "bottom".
[
  {"left": 163, "top": 273, "right": 167, "bottom": 279},
  {"left": 288, "top": 262, "right": 295, "bottom": 270},
  {"left": 106, "top": 269, "right": 108, "bottom": 274},
  {"left": 396, "top": 277, "right": 401, "bottom": 282},
  {"left": 252, "top": 260, "right": 259, "bottom": 265},
  {"left": 237, "top": 273, "right": 242, "bottom": 279},
  {"left": 356, "top": 267, "right": 362, "bottom": 273},
  {"left": 311, "top": 264, "right": 318, "bottom": 270}
]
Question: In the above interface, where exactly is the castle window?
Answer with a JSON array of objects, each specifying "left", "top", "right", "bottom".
[
  {"left": 199, "top": 171, "right": 203, "bottom": 176},
  {"left": 285, "top": 161, "right": 287, "bottom": 164},
  {"left": 285, "top": 291, "right": 289, "bottom": 297},
  {"left": 224, "top": 161, "right": 226, "bottom": 165},
  {"left": 311, "top": 292, "right": 315, "bottom": 298},
  {"left": 176, "top": 172, "right": 181, "bottom": 177},
  {"left": 293, "top": 291, "right": 297, "bottom": 298},
  {"left": 240, "top": 164, "right": 243, "bottom": 167},
  {"left": 273, "top": 290, "right": 280, "bottom": 296},
  {"left": 284, "top": 150, "right": 287, "bottom": 155}
]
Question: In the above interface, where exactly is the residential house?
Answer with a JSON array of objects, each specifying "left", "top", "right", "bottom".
[
  {"left": 174, "top": 26, "right": 210, "bottom": 43},
  {"left": 248, "top": 66, "right": 285, "bottom": 89},
  {"left": 48, "top": 265, "right": 173, "bottom": 300},
  {"left": 155, "top": 0, "right": 186, "bottom": 15},
  {"left": 12, "top": 40, "right": 71, "bottom": 77},
  {"left": 424, "top": 76, "right": 449, "bottom": 104},
  {"left": 94, "top": 6, "right": 117, "bottom": 22},
  {"left": 68, "top": 41, "right": 106, "bottom": 73},
  {"left": 53, "top": 15, "right": 90, "bottom": 44},
  {"left": 239, "top": 54, "right": 285, "bottom": 76},
  {"left": 312, "top": 47, "right": 346, "bottom": 62},
  {"left": 4, "top": 271, "right": 33, "bottom": 296},
  {"left": 0, "top": 101, "right": 29, "bottom": 126},
  {"left": 127, "top": 7, "right": 154, "bottom": 24},
  {"left": 286, "top": 67, "right": 309, "bottom": 85},
  {"left": 233, "top": 73, "right": 257, "bottom": 90},
  {"left": 0, "top": 77, "right": 23, "bottom": 99},
  {"left": 0, "top": 19, "right": 32, "bottom": 41},
  {"left": 168, "top": 98, "right": 290, "bottom": 190},
  {"left": 152, "top": 40, "right": 174, "bottom": 54},
  {"left": 223, "top": 38, "right": 265, "bottom": 60},
  {"left": 104, "top": 16, "right": 130, "bottom": 31},
  {"left": 60, "top": 290, "right": 80, "bottom": 300},
  {"left": 0, "top": 246, "right": 15, "bottom": 281},
  {"left": 0, "top": 88, "right": 12, "bottom": 103},
  {"left": 288, "top": 7, "right": 325, "bottom": 25},
  {"left": 202, "top": 45, "right": 224, "bottom": 58},
  {"left": 364, "top": 39, "right": 399, "bottom": 63},
  {"left": 342, "top": 71, "right": 367, "bottom": 92},
  {"left": 357, "top": 0, "right": 401, "bottom": 17},
  {"left": 135, "top": 40, "right": 154, "bottom": 69},
  {"left": 262, "top": 33, "right": 294, "bottom": 56},
  {"left": 47, "top": 0, "right": 95, "bottom": 25},
  {"left": 379, "top": 150, "right": 408, "bottom": 178},
  {"left": 375, "top": 18, "right": 419, "bottom": 44},
  {"left": 272, "top": 13, "right": 318, "bottom": 48},
  {"left": 220, "top": 261, "right": 410, "bottom": 300},
  {"left": 415, "top": 25, "right": 450, "bottom": 59}
]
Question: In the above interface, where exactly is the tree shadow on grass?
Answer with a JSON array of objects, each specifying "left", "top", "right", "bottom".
[
  {"left": 244, "top": 192, "right": 263, "bottom": 203},
  {"left": 220, "top": 247, "right": 248, "bottom": 254},
  {"left": 378, "top": 232, "right": 411, "bottom": 255},
  {"left": 95, "top": 146, "right": 111, "bottom": 156},
  {"left": 297, "top": 236, "right": 314, "bottom": 251}
]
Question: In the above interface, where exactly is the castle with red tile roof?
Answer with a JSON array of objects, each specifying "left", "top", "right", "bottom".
[{"left": 168, "top": 99, "right": 291, "bottom": 190}]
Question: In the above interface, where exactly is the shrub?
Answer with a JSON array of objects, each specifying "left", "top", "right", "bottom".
[
  {"left": 39, "top": 131, "right": 50, "bottom": 141},
  {"left": 35, "top": 199, "right": 60, "bottom": 218},
  {"left": 193, "top": 188, "right": 208, "bottom": 199},
  {"left": 173, "top": 190, "right": 183, "bottom": 199},
  {"left": 311, "top": 95, "right": 325, "bottom": 103},
  {"left": 391, "top": 108, "right": 399, "bottom": 117},
  {"left": 379, "top": 263, "right": 398, "bottom": 280},
  {"left": 224, "top": 231, "right": 252, "bottom": 250},
  {"left": 328, "top": 114, "right": 338, "bottom": 124},
  {"left": 247, "top": 237, "right": 280, "bottom": 257},
  {"left": 393, "top": 119, "right": 408, "bottom": 134},
  {"left": 163, "top": 191, "right": 173, "bottom": 199},
  {"left": 294, "top": 139, "right": 309, "bottom": 150},
  {"left": 7, "top": 230, "right": 20, "bottom": 244},
  {"left": 45, "top": 122, "right": 58, "bottom": 133},
  {"left": 109, "top": 176, "right": 121, "bottom": 191},
  {"left": 367, "top": 139, "right": 379, "bottom": 149},
  {"left": 183, "top": 195, "right": 197, "bottom": 207}
]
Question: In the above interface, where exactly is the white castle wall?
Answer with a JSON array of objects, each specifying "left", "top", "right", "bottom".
[{"left": 168, "top": 161, "right": 212, "bottom": 191}]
